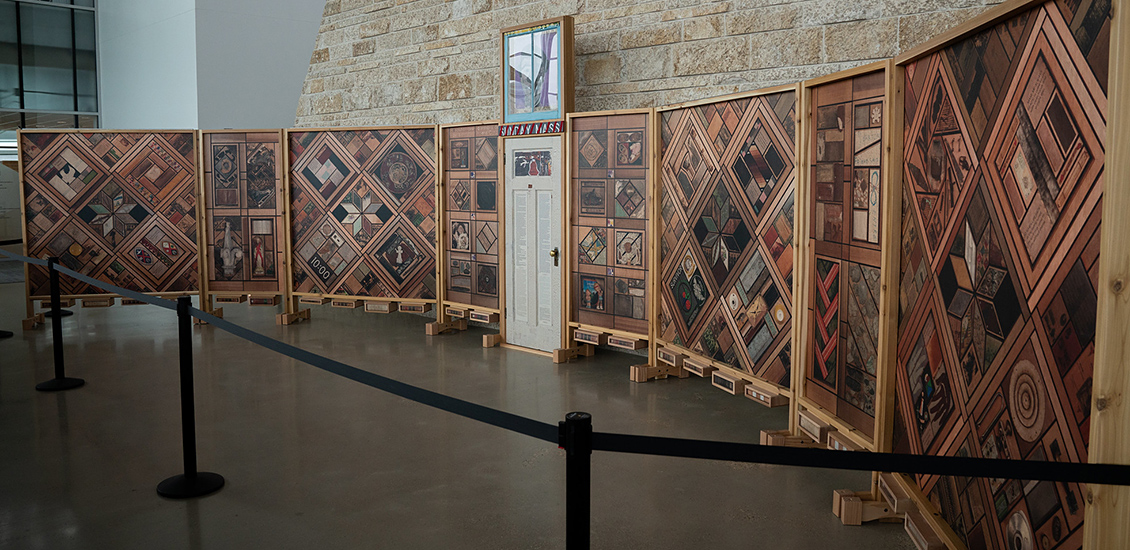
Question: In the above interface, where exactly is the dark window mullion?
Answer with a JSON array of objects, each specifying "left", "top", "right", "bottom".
[
  {"left": 71, "top": 8, "right": 77, "bottom": 113},
  {"left": 15, "top": 2, "right": 25, "bottom": 111}
]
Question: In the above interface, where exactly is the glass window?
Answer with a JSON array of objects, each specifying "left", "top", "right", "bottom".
[
  {"left": 77, "top": 114, "right": 96, "bottom": 128},
  {"left": 0, "top": 1, "right": 17, "bottom": 109},
  {"left": 19, "top": 3, "right": 75, "bottom": 111},
  {"left": 75, "top": 10, "right": 95, "bottom": 112}
]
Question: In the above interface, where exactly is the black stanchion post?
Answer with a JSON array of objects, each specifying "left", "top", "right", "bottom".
[
  {"left": 35, "top": 257, "right": 84, "bottom": 392},
  {"left": 157, "top": 296, "right": 224, "bottom": 499},
  {"left": 560, "top": 412, "right": 592, "bottom": 550}
]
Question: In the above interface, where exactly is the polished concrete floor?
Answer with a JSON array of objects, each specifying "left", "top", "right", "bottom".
[{"left": 0, "top": 281, "right": 914, "bottom": 549}]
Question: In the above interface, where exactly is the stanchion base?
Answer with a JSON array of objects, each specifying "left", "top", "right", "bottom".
[
  {"left": 0, "top": 330, "right": 13, "bottom": 339},
  {"left": 35, "top": 377, "right": 85, "bottom": 391},
  {"left": 157, "top": 472, "right": 225, "bottom": 499},
  {"left": 45, "top": 309, "right": 74, "bottom": 318}
]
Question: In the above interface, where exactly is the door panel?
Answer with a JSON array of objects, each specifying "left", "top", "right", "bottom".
[{"left": 504, "top": 136, "right": 562, "bottom": 352}]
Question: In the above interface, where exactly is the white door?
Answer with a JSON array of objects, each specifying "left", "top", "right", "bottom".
[{"left": 504, "top": 135, "right": 562, "bottom": 352}]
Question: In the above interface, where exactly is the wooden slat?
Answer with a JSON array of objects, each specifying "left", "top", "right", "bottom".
[{"left": 1084, "top": 0, "right": 1130, "bottom": 546}]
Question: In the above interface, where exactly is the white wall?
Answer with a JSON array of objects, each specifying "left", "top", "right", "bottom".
[
  {"left": 97, "top": 0, "right": 199, "bottom": 129},
  {"left": 195, "top": 0, "right": 324, "bottom": 130}
]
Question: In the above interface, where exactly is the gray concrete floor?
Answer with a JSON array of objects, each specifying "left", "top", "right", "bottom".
[{"left": 0, "top": 281, "right": 914, "bottom": 549}]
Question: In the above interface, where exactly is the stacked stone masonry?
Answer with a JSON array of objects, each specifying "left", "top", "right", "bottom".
[{"left": 295, "top": 0, "right": 1004, "bottom": 127}]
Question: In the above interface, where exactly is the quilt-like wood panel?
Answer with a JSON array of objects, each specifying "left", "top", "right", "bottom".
[
  {"left": 659, "top": 91, "right": 797, "bottom": 386},
  {"left": 288, "top": 128, "right": 437, "bottom": 300},
  {"left": 443, "top": 124, "right": 500, "bottom": 309},
  {"left": 894, "top": 2, "right": 1109, "bottom": 548},
  {"left": 805, "top": 70, "right": 886, "bottom": 436},
  {"left": 21, "top": 131, "right": 199, "bottom": 296},
  {"left": 570, "top": 113, "right": 651, "bottom": 336},
  {"left": 202, "top": 131, "right": 285, "bottom": 294}
]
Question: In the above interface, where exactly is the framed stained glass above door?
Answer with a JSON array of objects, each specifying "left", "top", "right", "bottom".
[{"left": 500, "top": 17, "right": 574, "bottom": 125}]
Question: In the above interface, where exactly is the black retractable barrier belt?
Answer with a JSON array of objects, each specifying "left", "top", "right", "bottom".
[
  {"left": 591, "top": 432, "right": 1130, "bottom": 486},
  {"left": 6, "top": 248, "right": 1130, "bottom": 486},
  {"left": 191, "top": 308, "right": 560, "bottom": 445}
]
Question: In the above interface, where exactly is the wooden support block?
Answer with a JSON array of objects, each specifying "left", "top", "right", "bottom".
[
  {"left": 445, "top": 306, "right": 466, "bottom": 318},
  {"left": 82, "top": 297, "right": 115, "bottom": 308},
  {"left": 607, "top": 335, "right": 645, "bottom": 350},
  {"left": 833, "top": 489, "right": 858, "bottom": 522},
  {"left": 425, "top": 319, "right": 467, "bottom": 335},
  {"left": 711, "top": 371, "right": 747, "bottom": 395},
  {"left": 552, "top": 344, "right": 595, "bottom": 363},
  {"left": 628, "top": 362, "right": 687, "bottom": 382},
  {"left": 40, "top": 299, "right": 75, "bottom": 308},
  {"left": 574, "top": 329, "right": 606, "bottom": 346},
  {"left": 682, "top": 356, "right": 715, "bottom": 377},
  {"left": 299, "top": 296, "right": 330, "bottom": 305},
  {"left": 216, "top": 295, "right": 247, "bottom": 304},
  {"left": 331, "top": 299, "right": 361, "bottom": 309},
  {"left": 400, "top": 303, "right": 431, "bottom": 313},
  {"left": 195, "top": 307, "right": 223, "bottom": 325},
  {"left": 22, "top": 313, "right": 46, "bottom": 330},
  {"left": 744, "top": 382, "right": 788, "bottom": 407},
  {"left": 827, "top": 431, "right": 863, "bottom": 451},
  {"left": 835, "top": 491, "right": 901, "bottom": 526},
  {"left": 904, "top": 508, "right": 945, "bottom": 550},
  {"left": 656, "top": 347, "right": 685, "bottom": 367},
  {"left": 760, "top": 429, "right": 824, "bottom": 448},
  {"left": 365, "top": 301, "right": 398, "bottom": 313},
  {"left": 276, "top": 308, "right": 311, "bottom": 325},
  {"left": 482, "top": 333, "right": 503, "bottom": 347},
  {"left": 249, "top": 295, "right": 280, "bottom": 306},
  {"left": 798, "top": 409, "right": 833, "bottom": 444},
  {"left": 468, "top": 311, "right": 499, "bottom": 323},
  {"left": 878, "top": 473, "right": 915, "bottom": 514}
]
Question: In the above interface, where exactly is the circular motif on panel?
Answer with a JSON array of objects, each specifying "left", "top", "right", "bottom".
[
  {"left": 380, "top": 151, "right": 419, "bottom": 195},
  {"left": 1008, "top": 359, "right": 1046, "bottom": 443},
  {"left": 1007, "top": 510, "right": 1033, "bottom": 550}
]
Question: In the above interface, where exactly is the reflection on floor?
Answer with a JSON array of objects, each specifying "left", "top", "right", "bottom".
[{"left": 0, "top": 282, "right": 913, "bottom": 549}]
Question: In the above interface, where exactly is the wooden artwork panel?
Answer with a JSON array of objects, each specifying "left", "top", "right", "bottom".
[
  {"left": 444, "top": 124, "right": 500, "bottom": 308},
  {"left": 658, "top": 91, "right": 797, "bottom": 387},
  {"left": 203, "top": 132, "right": 285, "bottom": 293},
  {"left": 570, "top": 113, "right": 649, "bottom": 336},
  {"left": 806, "top": 70, "right": 886, "bottom": 436},
  {"left": 894, "top": 2, "right": 1108, "bottom": 549},
  {"left": 288, "top": 128, "right": 437, "bottom": 299},
  {"left": 20, "top": 131, "right": 199, "bottom": 296}
]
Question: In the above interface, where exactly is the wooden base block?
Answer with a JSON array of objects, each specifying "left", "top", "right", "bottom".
[
  {"left": 22, "top": 313, "right": 46, "bottom": 330},
  {"left": 711, "top": 371, "right": 747, "bottom": 395},
  {"left": 607, "top": 335, "right": 645, "bottom": 350},
  {"left": 834, "top": 490, "right": 901, "bottom": 526},
  {"left": 878, "top": 473, "right": 914, "bottom": 514},
  {"left": 798, "top": 409, "right": 833, "bottom": 444},
  {"left": 827, "top": 431, "right": 864, "bottom": 451},
  {"left": 82, "top": 297, "right": 115, "bottom": 307},
  {"left": 904, "top": 508, "right": 945, "bottom": 549},
  {"left": 365, "top": 301, "right": 398, "bottom": 313},
  {"left": 195, "top": 307, "right": 223, "bottom": 325},
  {"left": 399, "top": 303, "right": 431, "bottom": 313},
  {"left": 468, "top": 311, "right": 499, "bottom": 323},
  {"left": 682, "top": 356, "right": 715, "bottom": 377},
  {"left": 552, "top": 344, "right": 595, "bottom": 363},
  {"left": 629, "top": 363, "right": 688, "bottom": 382},
  {"left": 299, "top": 296, "right": 330, "bottom": 305},
  {"left": 759, "top": 429, "right": 823, "bottom": 448},
  {"left": 331, "top": 299, "right": 361, "bottom": 309},
  {"left": 657, "top": 347, "right": 685, "bottom": 367},
  {"left": 276, "top": 308, "right": 311, "bottom": 325},
  {"left": 216, "top": 295, "right": 247, "bottom": 304},
  {"left": 39, "top": 299, "right": 75, "bottom": 308},
  {"left": 426, "top": 319, "right": 467, "bottom": 335},
  {"left": 482, "top": 333, "right": 503, "bottom": 347},
  {"left": 573, "top": 329, "right": 606, "bottom": 346},
  {"left": 744, "top": 383, "right": 788, "bottom": 407},
  {"left": 249, "top": 295, "right": 280, "bottom": 306}
]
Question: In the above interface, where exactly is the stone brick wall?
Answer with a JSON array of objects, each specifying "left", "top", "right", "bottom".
[{"left": 295, "top": 0, "right": 1003, "bottom": 127}]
